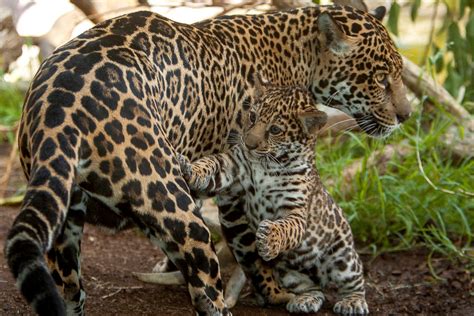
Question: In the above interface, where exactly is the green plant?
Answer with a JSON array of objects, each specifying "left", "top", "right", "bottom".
[
  {"left": 388, "top": 0, "right": 474, "bottom": 107},
  {"left": 315, "top": 100, "right": 473, "bottom": 263},
  {"left": 0, "top": 77, "right": 23, "bottom": 143}
]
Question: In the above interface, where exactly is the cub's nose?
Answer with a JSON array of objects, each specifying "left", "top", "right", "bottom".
[
  {"left": 396, "top": 112, "right": 411, "bottom": 123},
  {"left": 245, "top": 141, "right": 258, "bottom": 150},
  {"left": 244, "top": 134, "right": 260, "bottom": 150}
]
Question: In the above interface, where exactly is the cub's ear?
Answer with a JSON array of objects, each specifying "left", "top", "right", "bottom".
[
  {"left": 317, "top": 12, "right": 354, "bottom": 55},
  {"left": 299, "top": 109, "right": 328, "bottom": 135},
  {"left": 253, "top": 72, "right": 270, "bottom": 99},
  {"left": 371, "top": 6, "right": 386, "bottom": 21}
]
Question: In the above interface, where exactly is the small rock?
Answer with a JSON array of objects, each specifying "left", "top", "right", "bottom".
[{"left": 451, "top": 280, "right": 462, "bottom": 290}]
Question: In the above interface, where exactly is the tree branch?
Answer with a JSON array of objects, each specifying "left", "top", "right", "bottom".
[{"left": 402, "top": 56, "right": 471, "bottom": 120}]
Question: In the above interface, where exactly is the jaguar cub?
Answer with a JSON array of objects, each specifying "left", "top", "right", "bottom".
[{"left": 180, "top": 78, "right": 368, "bottom": 314}]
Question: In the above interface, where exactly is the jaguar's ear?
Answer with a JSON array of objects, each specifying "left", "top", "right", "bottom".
[
  {"left": 253, "top": 72, "right": 270, "bottom": 99},
  {"left": 333, "top": 0, "right": 385, "bottom": 22},
  {"left": 371, "top": 6, "right": 386, "bottom": 21},
  {"left": 299, "top": 109, "right": 328, "bottom": 135},
  {"left": 333, "top": 0, "right": 367, "bottom": 12},
  {"left": 317, "top": 12, "right": 353, "bottom": 55}
]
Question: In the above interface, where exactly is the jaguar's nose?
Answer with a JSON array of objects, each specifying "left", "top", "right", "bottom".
[{"left": 396, "top": 112, "right": 411, "bottom": 123}]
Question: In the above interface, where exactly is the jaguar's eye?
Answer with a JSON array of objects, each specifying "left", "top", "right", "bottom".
[
  {"left": 375, "top": 73, "right": 389, "bottom": 89},
  {"left": 249, "top": 111, "right": 257, "bottom": 124},
  {"left": 269, "top": 125, "right": 282, "bottom": 134}
]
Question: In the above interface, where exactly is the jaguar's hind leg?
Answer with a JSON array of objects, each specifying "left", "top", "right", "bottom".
[
  {"left": 46, "top": 187, "right": 87, "bottom": 315},
  {"left": 141, "top": 206, "right": 228, "bottom": 314},
  {"left": 126, "top": 167, "right": 228, "bottom": 315}
]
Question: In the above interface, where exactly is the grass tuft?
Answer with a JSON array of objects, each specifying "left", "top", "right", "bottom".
[{"left": 316, "top": 100, "right": 474, "bottom": 264}]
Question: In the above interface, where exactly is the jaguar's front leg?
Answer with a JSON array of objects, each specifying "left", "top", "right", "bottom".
[
  {"left": 217, "top": 198, "right": 294, "bottom": 306},
  {"left": 256, "top": 210, "right": 307, "bottom": 261}
]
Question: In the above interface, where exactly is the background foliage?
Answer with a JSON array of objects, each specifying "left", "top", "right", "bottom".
[{"left": 320, "top": 0, "right": 474, "bottom": 266}]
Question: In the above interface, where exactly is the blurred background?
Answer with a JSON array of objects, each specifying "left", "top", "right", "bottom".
[{"left": 0, "top": 0, "right": 472, "bottom": 312}]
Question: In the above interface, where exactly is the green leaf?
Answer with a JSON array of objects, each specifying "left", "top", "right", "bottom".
[
  {"left": 466, "top": 11, "right": 474, "bottom": 57},
  {"left": 444, "top": 62, "right": 464, "bottom": 99},
  {"left": 411, "top": 0, "right": 421, "bottom": 21},
  {"left": 447, "top": 21, "right": 467, "bottom": 78},
  {"left": 387, "top": 1, "right": 400, "bottom": 36},
  {"left": 429, "top": 44, "right": 444, "bottom": 73}
]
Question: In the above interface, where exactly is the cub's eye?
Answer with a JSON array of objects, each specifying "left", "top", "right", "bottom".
[
  {"left": 248, "top": 111, "right": 257, "bottom": 124},
  {"left": 375, "top": 73, "right": 389, "bottom": 89},
  {"left": 269, "top": 125, "right": 283, "bottom": 135}
]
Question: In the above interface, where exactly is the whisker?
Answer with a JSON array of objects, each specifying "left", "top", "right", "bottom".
[
  {"left": 320, "top": 119, "right": 358, "bottom": 134},
  {"left": 324, "top": 90, "right": 341, "bottom": 107}
]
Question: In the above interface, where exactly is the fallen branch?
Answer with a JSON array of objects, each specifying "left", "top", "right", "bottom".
[
  {"left": 133, "top": 271, "right": 184, "bottom": 285},
  {"left": 224, "top": 266, "right": 246, "bottom": 308},
  {"left": 326, "top": 141, "right": 412, "bottom": 191},
  {"left": 216, "top": 0, "right": 262, "bottom": 17},
  {"left": 402, "top": 56, "right": 471, "bottom": 121},
  {"left": 101, "top": 286, "right": 143, "bottom": 299},
  {"left": 70, "top": 0, "right": 101, "bottom": 24},
  {"left": 0, "top": 123, "right": 18, "bottom": 133},
  {"left": 0, "top": 194, "right": 24, "bottom": 206},
  {"left": 441, "top": 119, "right": 474, "bottom": 160}
]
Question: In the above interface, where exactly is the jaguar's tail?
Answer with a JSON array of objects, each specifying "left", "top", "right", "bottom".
[{"left": 5, "top": 126, "right": 80, "bottom": 315}]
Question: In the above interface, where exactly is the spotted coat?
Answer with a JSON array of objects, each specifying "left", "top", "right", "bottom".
[{"left": 5, "top": 4, "right": 408, "bottom": 316}]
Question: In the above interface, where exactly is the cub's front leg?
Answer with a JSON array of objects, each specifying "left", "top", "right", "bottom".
[
  {"left": 177, "top": 152, "right": 237, "bottom": 195},
  {"left": 256, "top": 211, "right": 307, "bottom": 261}
]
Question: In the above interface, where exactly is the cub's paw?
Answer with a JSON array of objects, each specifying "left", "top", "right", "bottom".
[
  {"left": 177, "top": 154, "right": 210, "bottom": 191},
  {"left": 177, "top": 153, "right": 192, "bottom": 178},
  {"left": 333, "top": 296, "right": 368, "bottom": 315},
  {"left": 286, "top": 291, "right": 325, "bottom": 314},
  {"left": 256, "top": 220, "right": 282, "bottom": 261}
]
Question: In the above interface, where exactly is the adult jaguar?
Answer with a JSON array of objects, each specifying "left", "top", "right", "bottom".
[{"left": 5, "top": 2, "right": 410, "bottom": 315}]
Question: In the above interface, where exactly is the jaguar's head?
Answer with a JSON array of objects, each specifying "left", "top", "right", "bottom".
[
  {"left": 311, "top": 4, "right": 411, "bottom": 137},
  {"left": 243, "top": 75, "right": 327, "bottom": 161}
]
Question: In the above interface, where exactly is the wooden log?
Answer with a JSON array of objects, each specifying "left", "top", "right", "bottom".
[
  {"left": 402, "top": 56, "right": 471, "bottom": 121},
  {"left": 70, "top": 0, "right": 102, "bottom": 23},
  {"left": 0, "top": 12, "right": 24, "bottom": 72},
  {"left": 325, "top": 141, "right": 412, "bottom": 192}
]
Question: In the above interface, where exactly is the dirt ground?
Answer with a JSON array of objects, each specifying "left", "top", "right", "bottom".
[{"left": 0, "top": 144, "right": 472, "bottom": 315}]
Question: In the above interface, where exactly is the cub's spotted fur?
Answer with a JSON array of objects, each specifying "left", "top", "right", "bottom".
[
  {"left": 180, "top": 80, "right": 367, "bottom": 314},
  {"left": 6, "top": 3, "right": 407, "bottom": 315}
]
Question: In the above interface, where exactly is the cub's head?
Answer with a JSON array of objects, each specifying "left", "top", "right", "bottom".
[
  {"left": 311, "top": 4, "right": 411, "bottom": 137},
  {"left": 243, "top": 75, "right": 327, "bottom": 161}
]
